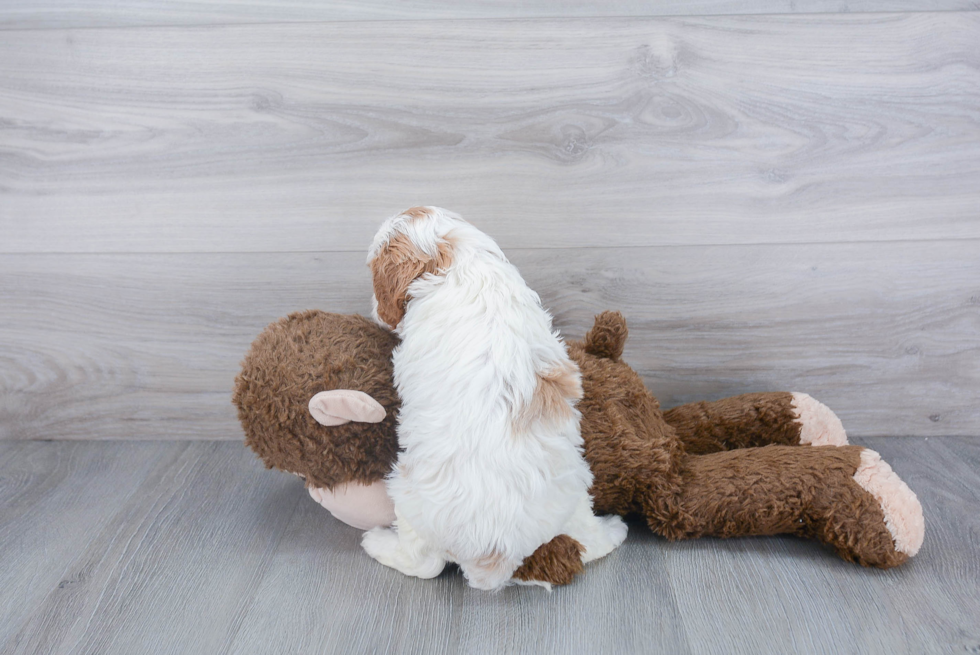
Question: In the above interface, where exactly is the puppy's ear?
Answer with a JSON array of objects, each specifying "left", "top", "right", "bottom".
[
  {"left": 370, "top": 235, "right": 429, "bottom": 329},
  {"left": 370, "top": 234, "right": 452, "bottom": 328}
]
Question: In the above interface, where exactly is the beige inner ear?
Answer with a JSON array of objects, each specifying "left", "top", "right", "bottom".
[{"left": 309, "top": 390, "right": 386, "bottom": 426}]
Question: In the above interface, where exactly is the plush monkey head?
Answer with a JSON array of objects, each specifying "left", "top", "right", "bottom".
[{"left": 233, "top": 310, "right": 400, "bottom": 491}]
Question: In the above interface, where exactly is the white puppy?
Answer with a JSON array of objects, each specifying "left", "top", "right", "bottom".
[{"left": 362, "top": 206, "right": 627, "bottom": 590}]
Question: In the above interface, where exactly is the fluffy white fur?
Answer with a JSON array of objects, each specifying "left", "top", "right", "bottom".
[{"left": 363, "top": 207, "right": 627, "bottom": 590}]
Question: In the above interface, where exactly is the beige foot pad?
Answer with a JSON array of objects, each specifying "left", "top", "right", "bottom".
[
  {"left": 791, "top": 392, "right": 848, "bottom": 446},
  {"left": 853, "top": 449, "right": 925, "bottom": 556}
]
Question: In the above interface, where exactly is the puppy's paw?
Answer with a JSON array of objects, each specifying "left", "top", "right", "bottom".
[
  {"left": 602, "top": 514, "right": 629, "bottom": 549},
  {"left": 361, "top": 526, "right": 446, "bottom": 579},
  {"left": 361, "top": 527, "right": 401, "bottom": 566},
  {"left": 580, "top": 514, "right": 628, "bottom": 563}
]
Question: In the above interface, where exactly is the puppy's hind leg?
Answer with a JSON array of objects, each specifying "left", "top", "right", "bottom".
[
  {"left": 561, "top": 495, "right": 628, "bottom": 564},
  {"left": 459, "top": 552, "right": 524, "bottom": 591},
  {"left": 361, "top": 511, "right": 446, "bottom": 579}
]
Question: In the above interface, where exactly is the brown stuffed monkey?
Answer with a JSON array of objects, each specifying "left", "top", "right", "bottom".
[{"left": 233, "top": 310, "right": 924, "bottom": 586}]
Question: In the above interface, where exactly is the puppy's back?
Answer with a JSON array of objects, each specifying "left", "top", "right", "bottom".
[{"left": 369, "top": 207, "right": 593, "bottom": 580}]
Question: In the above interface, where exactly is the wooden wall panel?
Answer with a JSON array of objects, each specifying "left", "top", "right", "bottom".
[
  {"left": 1, "top": 15, "right": 978, "bottom": 253},
  {"left": 1, "top": 12, "right": 976, "bottom": 440},
  {"left": 1, "top": 241, "right": 976, "bottom": 440},
  {"left": 0, "top": 0, "right": 974, "bottom": 29}
]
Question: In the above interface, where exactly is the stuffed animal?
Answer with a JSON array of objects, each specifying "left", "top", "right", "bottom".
[{"left": 233, "top": 309, "right": 924, "bottom": 586}]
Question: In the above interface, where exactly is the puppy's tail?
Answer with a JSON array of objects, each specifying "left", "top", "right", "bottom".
[{"left": 583, "top": 311, "right": 628, "bottom": 361}]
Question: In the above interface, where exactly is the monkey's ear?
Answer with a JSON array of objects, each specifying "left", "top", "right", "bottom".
[{"left": 308, "top": 390, "right": 386, "bottom": 426}]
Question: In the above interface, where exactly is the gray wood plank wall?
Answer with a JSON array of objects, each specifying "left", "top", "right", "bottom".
[
  {"left": 0, "top": 1, "right": 975, "bottom": 29},
  {"left": 1, "top": 7, "right": 978, "bottom": 440}
]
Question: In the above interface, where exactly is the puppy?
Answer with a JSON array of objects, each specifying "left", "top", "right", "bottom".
[{"left": 362, "top": 206, "right": 627, "bottom": 590}]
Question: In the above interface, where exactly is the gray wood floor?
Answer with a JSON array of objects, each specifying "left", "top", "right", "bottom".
[{"left": 1, "top": 436, "right": 977, "bottom": 654}]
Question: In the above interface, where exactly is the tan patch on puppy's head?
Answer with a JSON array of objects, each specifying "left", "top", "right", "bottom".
[
  {"left": 401, "top": 206, "right": 432, "bottom": 221},
  {"left": 513, "top": 361, "right": 583, "bottom": 433},
  {"left": 370, "top": 232, "right": 454, "bottom": 329}
]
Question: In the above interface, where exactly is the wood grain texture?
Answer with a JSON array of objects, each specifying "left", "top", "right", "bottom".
[
  {"left": 1, "top": 437, "right": 977, "bottom": 654},
  {"left": 0, "top": 440, "right": 180, "bottom": 644},
  {"left": 0, "top": 440, "right": 303, "bottom": 655},
  {"left": 1, "top": 240, "right": 977, "bottom": 440},
  {"left": 0, "top": 0, "right": 976, "bottom": 29},
  {"left": 665, "top": 435, "right": 980, "bottom": 655},
  {"left": 1, "top": 14, "right": 978, "bottom": 253}
]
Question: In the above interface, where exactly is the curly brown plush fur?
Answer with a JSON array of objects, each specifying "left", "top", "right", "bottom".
[
  {"left": 234, "top": 310, "right": 922, "bottom": 585},
  {"left": 512, "top": 535, "right": 585, "bottom": 586},
  {"left": 668, "top": 444, "right": 908, "bottom": 568},
  {"left": 233, "top": 311, "right": 399, "bottom": 489},
  {"left": 663, "top": 393, "right": 804, "bottom": 454}
]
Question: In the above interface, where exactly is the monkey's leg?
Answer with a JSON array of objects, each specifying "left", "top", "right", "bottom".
[
  {"left": 663, "top": 392, "right": 846, "bottom": 455},
  {"left": 644, "top": 445, "right": 922, "bottom": 569}
]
